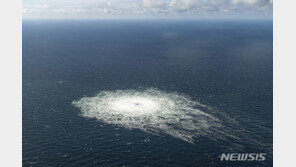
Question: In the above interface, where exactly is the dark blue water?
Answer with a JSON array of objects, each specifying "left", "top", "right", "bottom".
[{"left": 23, "top": 20, "right": 273, "bottom": 167}]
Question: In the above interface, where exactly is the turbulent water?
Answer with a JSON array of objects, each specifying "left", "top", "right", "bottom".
[
  {"left": 72, "top": 88, "right": 221, "bottom": 143},
  {"left": 23, "top": 20, "right": 273, "bottom": 167}
]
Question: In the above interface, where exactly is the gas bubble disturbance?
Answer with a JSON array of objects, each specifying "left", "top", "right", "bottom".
[{"left": 72, "top": 88, "right": 225, "bottom": 143}]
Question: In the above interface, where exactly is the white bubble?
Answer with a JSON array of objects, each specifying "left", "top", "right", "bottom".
[{"left": 72, "top": 88, "right": 222, "bottom": 143}]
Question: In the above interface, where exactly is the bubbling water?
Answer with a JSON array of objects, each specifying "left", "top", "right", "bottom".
[
  {"left": 108, "top": 96, "right": 160, "bottom": 114},
  {"left": 72, "top": 88, "right": 222, "bottom": 143}
]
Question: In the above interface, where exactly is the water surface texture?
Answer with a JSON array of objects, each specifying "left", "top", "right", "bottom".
[{"left": 23, "top": 20, "right": 273, "bottom": 167}]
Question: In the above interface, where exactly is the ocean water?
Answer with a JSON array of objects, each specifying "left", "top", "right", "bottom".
[{"left": 23, "top": 20, "right": 273, "bottom": 167}]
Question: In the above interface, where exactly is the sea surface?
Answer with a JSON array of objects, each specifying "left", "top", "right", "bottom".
[{"left": 23, "top": 19, "right": 273, "bottom": 167}]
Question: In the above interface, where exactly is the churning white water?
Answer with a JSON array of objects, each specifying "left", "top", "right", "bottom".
[{"left": 72, "top": 88, "right": 222, "bottom": 143}]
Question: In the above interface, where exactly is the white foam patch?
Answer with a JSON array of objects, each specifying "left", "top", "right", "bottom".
[{"left": 72, "top": 88, "right": 222, "bottom": 143}]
